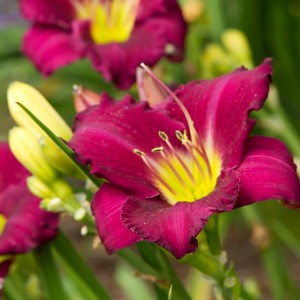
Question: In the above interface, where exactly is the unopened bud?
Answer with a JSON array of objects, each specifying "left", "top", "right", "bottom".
[
  {"left": 136, "top": 67, "right": 167, "bottom": 107},
  {"left": 73, "top": 85, "right": 100, "bottom": 112},
  {"left": 202, "top": 44, "right": 231, "bottom": 78},
  {"left": 74, "top": 208, "right": 87, "bottom": 221},
  {"left": 51, "top": 179, "right": 73, "bottom": 199},
  {"left": 8, "top": 82, "right": 72, "bottom": 140},
  {"left": 40, "top": 197, "right": 64, "bottom": 212},
  {"left": 39, "top": 136, "right": 81, "bottom": 176},
  {"left": 27, "top": 176, "right": 55, "bottom": 199},
  {"left": 9, "top": 127, "right": 57, "bottom": 182},
  {"left": 222, "top": 29, "right": 252, "bottom": 66}
]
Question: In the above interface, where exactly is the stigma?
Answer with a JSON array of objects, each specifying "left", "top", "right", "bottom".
[{"left": 74, "top": 0, "right": 140, "bottom": 44}]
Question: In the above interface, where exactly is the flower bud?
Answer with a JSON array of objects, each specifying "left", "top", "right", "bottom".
[
  {"left": 40, "top": 197, "right": 64, "bottom": 212},
  {"left": 202, "top": 44, "right": 231, "bottom": 78},
  {"left": 221, "top": 29, "right": 252, "bottom": 67},
  {"left": 7, "top": 82, "right": 72, "bottom": 140},
  {"left": 73, "top": 85, "right": 100, "bottom": 112},
  {"left": 136, "top": 67, "right": 167, "bottom": 107},
  {"left": 9, "top": 127, "right": 57, "bottom": 182},
  {"left": 27, "top": 176, "right": 55, "bottom": 199},
  {"left": 39, "top": 136, "right": 82, "bottom": 176},
  {"left": 51, "top": 179, "right": 74, "bottom": 199}
]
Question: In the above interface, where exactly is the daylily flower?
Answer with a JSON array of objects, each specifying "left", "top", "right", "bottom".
[
  {"left": 0, "top": 142, "right": 59, "bottom": 285},
  {"left": 21, "top": 0, "right": 187, "bottom": 89},
  {"left": 69, "top": 60, "right": 300, "bottom": 259}
]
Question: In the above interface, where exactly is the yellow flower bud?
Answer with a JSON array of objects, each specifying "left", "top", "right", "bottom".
[
  {"left": 27, "top": 176, "right": 56, "bottom": 199},
  {"left": 7, "top": 81, "right": 72, "bottom": 140},
  {"left": 51, "top": 179, "right": 74, "bottom": 199},
  {"left": 39, "top": 136, "right": 81, "bottom": 176},
  {"left": 9, "top": 127, "right": 57, "bottom": 183},
  {"left": 40, "top": 197, "right": 64, "bottom": 212},
  {"left": 221, "top": 29, "right": 252, "bottom": 66},
  {"left": 8, "top": 82, "right": 82, "bottom": 176},
  {"left": 201, "top": 44, "right": 231, "bottom": 78}
]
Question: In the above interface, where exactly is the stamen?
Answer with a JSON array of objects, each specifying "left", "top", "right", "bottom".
[
  {"left": 158, "top": 131, "right": 169, "bottom": 141},
  {"left": 140, "top": 63, "right": 198, "bottom": 144},
  {"left": 133, "top": 149, "right": 177, "bottom": 196},
  {"left": 158, "top": 131, "right": 195, "bottom": 183},
  {"left": 159, "top": 151, "right": 194, "bottom": 198},
  {"left": 151, "top": 146, "right": 164, "bottom": 153},
  {"left": 188, "top": 142, "right": 212, "bottom": 177}
]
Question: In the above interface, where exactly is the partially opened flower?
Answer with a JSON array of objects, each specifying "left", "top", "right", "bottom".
[
  {"left": 69, "top": 60, "right": 300, "bottom": 259},
  {"left": 21, "top": 0, "right": 187, "bottom": 89},
  {"left": 0, "top": 143, "right": 59, "bottom": 285}
]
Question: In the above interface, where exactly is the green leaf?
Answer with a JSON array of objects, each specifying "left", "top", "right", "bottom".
[
  {"left": 34, "top": 242, "right": 67, "bottom": 300},
  {"left": 115, "top": 263, "right": 153, "bottom": 300},
  {"left": 52, "top": 231, "right": 111, "bottom": 300},
  {"left": 168, "top": 285, "right": 173, "bottom": 300}
]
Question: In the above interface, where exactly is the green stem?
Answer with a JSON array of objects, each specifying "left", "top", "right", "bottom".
[
  {"left": 204, "top": 215, "right": 222, "bottom": 255},
  {"left": 34, "top": 242, "right": 67, "bottom": 300},
  {"left": 52, "top": 231, "right": 111, "bottom": 300},
  {"left": 117, "top": 248, "right": 160, "bottom": 278},
  {"left": 156, "top": 250, "right": 191, "bottom": 300}
]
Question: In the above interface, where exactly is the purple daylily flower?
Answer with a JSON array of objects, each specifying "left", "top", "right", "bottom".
[
  {"left": 69, "top": 60, "right": 300, "bottom": 259},
  {"left": 21, "top": 0, "right": 187, "bottom": 89},
  {"left": 0, "top": 143, "right": 59, "bottom": 285}
]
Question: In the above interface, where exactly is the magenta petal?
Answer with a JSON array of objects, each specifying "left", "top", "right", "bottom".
[
  {"left": 153, "top": 5, "right": 187, "bottom": 61},
  {"left": 87, "top": 20, "right": 167, "bottom": 89},
  {"left": 23, "top": 24, "right": 84, "bottom": 76},
  {"left": 20, "top": 0, "right": 75, "bottom": 27},
  {"left": 91, "top": 183, "right": 140, "bottom": 254},
  {"left": 122, "top": 171, "right": 239, "bottom": 259},
  {"left": 235, "top": 136, "right": 300, "bottom": 208},
  {"left": 169, "top": 59, "right": 272, "bottom": 168},
  {"left": 0, "top": 143, "right": 29, "bottom": 192},
  {"left": 0, "top": 184, "right": 59, "bottom": 255},
  {"left": 70, "top": 94, "right": 184, "bottom": 197}
]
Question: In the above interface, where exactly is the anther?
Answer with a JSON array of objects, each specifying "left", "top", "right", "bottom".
[
  {"left": 175, "top": 130, "right": 183, "bottom": 141},
  {"left": 133, "top": 149, "right": 145, "bottom": 156},
  {"left": 151, "top": 146, "right": 164, "bottom": 153},
  {"left": 159, "top": 131, "right": 169, "bottom": 141}
]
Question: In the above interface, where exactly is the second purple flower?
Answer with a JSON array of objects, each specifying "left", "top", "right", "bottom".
[{"left": 21, "top": 0, "right": 187, "bottom": 89}]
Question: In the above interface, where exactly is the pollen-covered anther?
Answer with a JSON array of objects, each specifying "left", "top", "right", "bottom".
[
  {"left": 175, "top": 130, "right": 189, "bottom": 144},
  {"left": 133, "top": 149, "right": 145, "bottom": 156},
  {"left": 151, "top": 146, "right": 164, "bottom": 153},
  {"left": 158, "top": 131, "right": 169, "bottom": 141}
]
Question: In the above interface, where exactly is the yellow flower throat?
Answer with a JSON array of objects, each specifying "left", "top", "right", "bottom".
[
  {"left": 134, "top": 130, "right": 221, "bottom": 206},
  {"left": 74, "top": 0, "right": 140, "bottom": 44}
]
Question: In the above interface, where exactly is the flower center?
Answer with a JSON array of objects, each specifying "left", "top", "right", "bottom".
[
  {"left": 134, "top": 130, "right": 221, "bottom": 205},
  {"left": 74, "top": 0, "right": 140, "bottom": 44}
]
